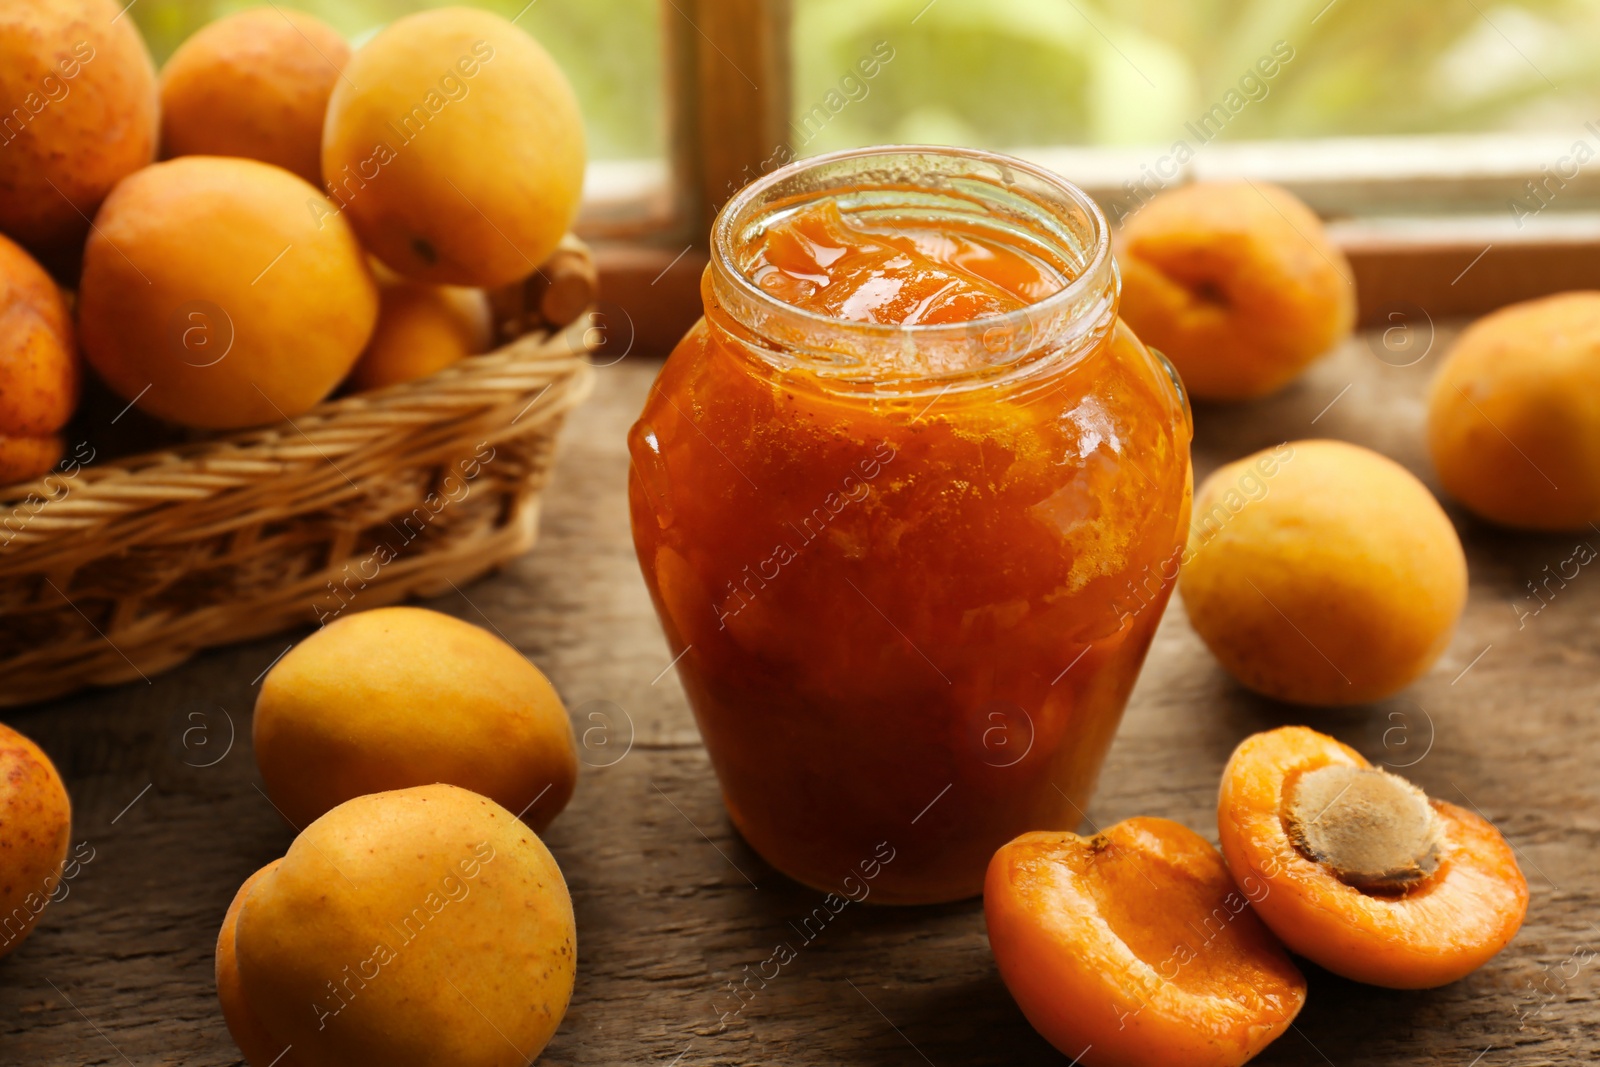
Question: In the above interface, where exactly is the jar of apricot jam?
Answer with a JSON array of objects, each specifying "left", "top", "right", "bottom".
[{"left": 629, "top": 147, "right": 1192, "bottom": 904}]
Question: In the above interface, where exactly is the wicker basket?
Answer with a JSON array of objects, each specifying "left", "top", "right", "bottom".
[{"left": 0, "top": 240, "right": 599, "bottom": 708}]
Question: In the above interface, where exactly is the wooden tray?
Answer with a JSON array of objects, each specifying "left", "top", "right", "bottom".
[{"left": 0, "top": 323, "right": 1594, "bottom": 1066}]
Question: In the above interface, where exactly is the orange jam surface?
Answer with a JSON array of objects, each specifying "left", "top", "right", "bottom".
[
  {"left": 630, "top": 196, "right": 1192, "bottom": 904},
  {"left": 748, "top": 201, "right": 1065, "bottom": 325}
]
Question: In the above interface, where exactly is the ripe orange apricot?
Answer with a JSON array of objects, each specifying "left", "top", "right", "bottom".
[
  {"left": 0, "top": 232, "right": 78, "bottom": 485},
  {"left": 0, "top": 0, "right": 159, "bottom": 268},
  {"left": 0, "top": 436, "right": 63, "bottom": 486},
  {"left": 986, "top": 818, "right": 1305, "bottom": 1067},
  {"left": 346, "top": 280, "right": 492, "bottom": 391},
  {"left": 78, "top": 156, "right": 378, "bottom": 429},
  {"left": 1427, "top": 291, "right": 1600, "bottom": 531},
  {"left": 159, "top": 8, "right": 351, "bottom": 186},
  {"left": 1117, "top": 182, "right": 1354, "bottom": 401},
  {"left": 0, "top": 722, "right": 72, "bottom": 960},
  {"left": 228, "top": 784, "right": 576, "bottom": 1067},
  {"left": 1181, "top": 440, "right": 1467, "bottom": 706},
  {"left": 216, "top": 860, "right": 303, "bottom": 1067},
  {"left": 254, "top": 607, "right": 577, "bottom": 833},
  {"left": 1218, "top": 726, "right": 1528, "bottom": 989},
  {"left": 322, "top": 7, "right": 585, "bottom": 287}
]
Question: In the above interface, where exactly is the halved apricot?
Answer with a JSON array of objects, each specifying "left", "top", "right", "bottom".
[
  {"left": 985, "top": 818, "right": 1305, "bottom": 1067},
  {"left": 1217, "top": 726, "right": 1528, "bottom": 989}
]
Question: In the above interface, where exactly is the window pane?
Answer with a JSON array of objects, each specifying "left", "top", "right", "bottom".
[
  {"left": 792, "top": 0, "right": 1600, "bottom": 152},
  {"left": 134, "top": 1, "right": 664, "bottom": 161}
]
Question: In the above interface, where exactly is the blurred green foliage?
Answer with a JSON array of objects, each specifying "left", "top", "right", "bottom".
[
  {"left": 795, "top": 0, "right": 1600, "bottom": 150},
  {"left": 136, "top": 0, "right": 1599, "bottom": 161}
]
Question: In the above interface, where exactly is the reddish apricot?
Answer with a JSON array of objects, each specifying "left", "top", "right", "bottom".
[
  {"left": 0, "top": 232, "right": 78, "bottom": 486},
  {"left": 1218, "top": 726, "right": 1528, "bottom": 989},
  {"left": 985, "top": 818, "right": 1305, "bottom": 1067}
]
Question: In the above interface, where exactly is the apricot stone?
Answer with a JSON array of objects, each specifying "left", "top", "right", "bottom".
[{"left": 1180, "top": 440, "right": 1466, "bottom": 705}]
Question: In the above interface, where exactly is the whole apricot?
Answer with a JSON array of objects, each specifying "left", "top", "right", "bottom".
[
  {"left": 216, "top": 861, "right": 302, "bottom": 1067},
  {"left": 255, "top": 606, "right": 577, "bottom": 832},
  {"left": 159, "top": 7, "right": 351, "bottom": 186},
  {"left": 1118, "top": 182, "right": 1355, "bottom": 400},
  {"left": 1219, "top": 727, "right": 1528, "bottom": 989},
  {"left": 224, "top": 784, "right": 575, "bottom": 1067},
  {"left": 986, "top": 818, "right": 1305, "bottom": 1067},
  {"left": 1427, "top": 291, "right": 1600, "bottom": 531},
  {"left": 0, "top": 722, "right": 71, "bottom": 960},
  {"left": 346, "top": 280, "right": 493, "bottom": 391},
  {"left": 1180, "top": 440, "right": 1466, "bottom": 706},
  {"left": 0, "top": 233, "right": 78, "bottom": 485},
  {"left": 0, "top": 0, "right": 158, "bottom": 269},
  {"left": 78, "top": 156, "right": 378, "bottom": 429},
  {"left": 322, "top": 7, "right": 585, "bottom": 287},
  {"left": 0, "top": 436, "right": 64, "bottom": 487}
]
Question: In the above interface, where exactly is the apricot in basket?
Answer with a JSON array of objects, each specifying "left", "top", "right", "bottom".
[{"left": 1117, "top": 181, "right": 1354, "bottom": 401}]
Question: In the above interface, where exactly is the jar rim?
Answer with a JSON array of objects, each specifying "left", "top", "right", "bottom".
[{"left": 708, "top": 144, "right": 1117, "bottom": 388}]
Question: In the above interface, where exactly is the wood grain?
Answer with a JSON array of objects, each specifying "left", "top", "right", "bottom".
[{"left": 2, "top": 325, "right": 1597, "bottom": 1066}]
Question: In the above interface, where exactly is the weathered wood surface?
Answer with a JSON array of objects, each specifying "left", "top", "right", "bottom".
[{"left": 2, "top": 326, "right": 1597, "bottom": 1066}]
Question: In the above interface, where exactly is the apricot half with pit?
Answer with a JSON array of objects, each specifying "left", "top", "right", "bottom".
[
  {"left": 985, "top": 817, "right": 1305, "bottom": 1067},
  {"left": 1117, "top": 181, "right": 1354, "bottom": 401},
  {"left": 1218, "top": 726, "right": 1527, "bottom": 989},
  {"left": 1427, "top": 291, "right": 1600, "bottom": 531},
  {"left": 1180, "top": 440, "right": 1467, "bottom": 706},
  {"left": 254, "top": 607, "right": 577, "bottom": 832},
  {"left": 220, "top": 783, "right": 576, "bottom": 1067}
]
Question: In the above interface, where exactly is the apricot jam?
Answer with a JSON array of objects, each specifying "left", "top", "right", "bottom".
[{"left": 629, "top": 148, "right": 1191, "bottom": 903}]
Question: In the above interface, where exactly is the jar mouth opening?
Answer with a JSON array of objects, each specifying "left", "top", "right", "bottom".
[{"left": 709, "top": 145, "right": 1117, "bottom": 389}]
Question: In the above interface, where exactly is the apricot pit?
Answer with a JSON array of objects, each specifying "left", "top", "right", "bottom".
[{"left": 1282, "top": 764, "right": 1440, "bottom": 892}]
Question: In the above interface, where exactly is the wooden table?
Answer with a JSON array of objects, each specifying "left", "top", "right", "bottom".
[{"left": 3, "top": 325, "right": 1596, "bottom": 1066}]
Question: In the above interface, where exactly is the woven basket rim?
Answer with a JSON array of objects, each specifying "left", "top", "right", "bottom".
[
  {"left": 3, "top": 322, "right": 591, "bottom": 501},
  {"left": 0, "top": 318, "right": 596, "bottom": 564}
]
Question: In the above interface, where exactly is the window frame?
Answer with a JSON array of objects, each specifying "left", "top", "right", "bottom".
[{"left": 578, "top": 2, "right": 1600, "bottom": 355}]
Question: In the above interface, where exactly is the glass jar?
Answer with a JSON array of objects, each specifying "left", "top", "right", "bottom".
[{"left": 628, "top": 147, "right": 1192, "bottom": 904}]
